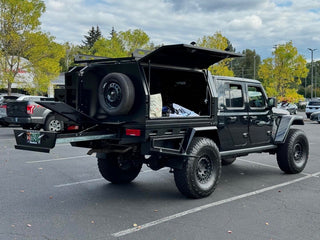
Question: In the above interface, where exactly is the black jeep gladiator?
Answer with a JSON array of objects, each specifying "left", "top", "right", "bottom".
[{"left": 13, "top": 44, "right": 309, "bottom": 198}]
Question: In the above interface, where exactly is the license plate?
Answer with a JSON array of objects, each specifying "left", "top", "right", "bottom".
[{"left": 26, "top": 131, "right": 41, "bottom": 145}]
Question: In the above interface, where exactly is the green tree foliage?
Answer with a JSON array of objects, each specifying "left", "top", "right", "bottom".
[
  {"left": 82, "top": 26, "right": 102, "bottom": 50},
  {"left": 0, "top": 0, "right": 64, "bottom": 95},
  {"left": 92, "top": 30, "right": 126, "bottom": 58},
  {"left": 60, "top": 42, "right": 83, "bottom": 72},
  {"left": 91, "top": 28, "right": 150, "bottom": 58},
  {"left": 232, "top": 49, "right": 261, "bottom": 79},
  {"left": 119, "top": 29, "right": 150, "bottom": 55},
  {"left": 299, "top": 61, "right": 320, "bottom": 98},
  {"left": 258, "top": 41, "right": 308, "bottom": 102},
  {"left": 24, "top": 32, "right": 64, "bottom": 94},
  {"left": 197, "top": 32, "right": 235, "bottom": 76}
]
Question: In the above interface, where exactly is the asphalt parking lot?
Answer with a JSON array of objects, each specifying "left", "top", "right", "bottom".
[{"left": 0, "top": 112, "right": 319, "bottom": 240}]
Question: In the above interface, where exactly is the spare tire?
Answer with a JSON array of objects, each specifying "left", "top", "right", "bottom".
[{"left": 98, "top": 73, "right": 135, "bottom": 116}]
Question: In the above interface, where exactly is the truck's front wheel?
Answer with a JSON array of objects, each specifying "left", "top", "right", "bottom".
[
  {"left": 97, "top": 153, "right": 142, "bottom": 184},
  {"left": 276, "top": 129, "right": 309, "bottom": 174},
  {"left": 174, "top": 137, "right": 221, "bottom": 198}
]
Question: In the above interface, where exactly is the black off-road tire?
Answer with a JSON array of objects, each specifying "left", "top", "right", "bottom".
[
  {"left": 44, "top": 115, "right": 64, "bottom": 132},
  {"left": 174, "top": 137, "right": 221, "bottom": 198},
  {"left": 276, "top": 129, "right": 309, "bottom": 174},
  {"left": 98, "top": 73, "right": 135, "bottom": 116},
  {"left": 97, "top": 153, "right": 142, "bottom": 184},
  {"left": 221, "top": 157, "right": 236, "bottom": 166}
]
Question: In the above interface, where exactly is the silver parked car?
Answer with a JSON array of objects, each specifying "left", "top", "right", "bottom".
[
  {"left": 310, "top": 111, "right": 320, "bottom": 123},
  {"left": 0, "top": 94, "right": 22, "bottom": 126},
  {"left": 4, "top": 95, "right": 66, "bottom": 132},
  {"left": 277, "top": 101, "right": 297, "bottom": 115}
]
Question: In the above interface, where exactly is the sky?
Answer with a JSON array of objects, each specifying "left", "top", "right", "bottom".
[{"left": 40, "top": 0, "right": 320, "bottom": 61}]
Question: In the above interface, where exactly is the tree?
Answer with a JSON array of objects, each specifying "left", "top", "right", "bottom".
[
  {"left": 60, "top": 42, "right": 83, "bottom": 72},
  {"left": 258, "top": 41, "right": 308, "bottom": 102},
  {"left": 0, "top": 0, "right": 64, "bottom": 95},
  {"left": 82, "top": 26, "right": 102, "bottom": 50},
  {"left": 24, "top": 32, "right": 64, "bottom": 94},
  {"left": 91, "top": 28, "right": 151, "bottom": 58},
  {"left": 91, "top": 29, "right": 126, "bottom": 58},
  {"left": 197, "top": 32, "right": 235, "bottom": 76},
  {"left": 232, "top": 49, "right": 261, "bottom": 79},
  {"left": 118, "top": 29, "right": 150, "bottom": 55}
]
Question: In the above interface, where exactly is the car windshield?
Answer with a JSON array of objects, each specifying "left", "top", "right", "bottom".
[{"left": 308, "top": 101, "right": 320, "bottom": 106}]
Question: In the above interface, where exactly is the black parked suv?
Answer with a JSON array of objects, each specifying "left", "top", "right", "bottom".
[{"left": 13, "top": 44, "right": 309, "bottom": 198}]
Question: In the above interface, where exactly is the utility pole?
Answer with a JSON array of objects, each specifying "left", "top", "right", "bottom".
[
  {"left": 253, "top": 55, "right": 256, "bottom": 79},
  {"left": 308, "top": 48, "right": 317, "bottom": 99},
  {"left": 316, "top": 62, "right": 317, "bottom": 98}
]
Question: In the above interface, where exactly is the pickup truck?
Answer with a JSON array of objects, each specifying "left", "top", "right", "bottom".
[
  {"left": 5, "top": 95, "right": 65, "bottom": 132},
  {"left": 12, "top": 44, "right": 309, "bottom": 198}
]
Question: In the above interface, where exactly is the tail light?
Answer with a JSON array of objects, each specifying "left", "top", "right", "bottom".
[
  {"left": 27, "top": 104, "right": 36, "bottom": 114},
  {"left": 67, "top": 125, "right": 79, "bottom": 131},
  {"left": 0, "top": 104, "right": 6, "bottom": 109},
  {"left": 126, "top": 129, "right": 141, "bottom": 137}
]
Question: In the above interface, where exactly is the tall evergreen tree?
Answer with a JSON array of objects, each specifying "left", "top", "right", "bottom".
[{"left": 82, "top": 26, "right": 102, "bottom": 49}]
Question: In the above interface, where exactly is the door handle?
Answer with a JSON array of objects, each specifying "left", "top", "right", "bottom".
[{"left": 250, "top": 116, "right": 257, "bottom": 120}]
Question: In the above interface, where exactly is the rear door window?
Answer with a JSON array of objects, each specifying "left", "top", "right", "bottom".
[{"left": 224, "top": 84, "right": 244, "bottom": 108}]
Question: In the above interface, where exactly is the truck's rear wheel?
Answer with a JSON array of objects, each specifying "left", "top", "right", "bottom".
[
  {"left": 98, "top": 73, "right": 135, "bottom": 116},
  {"left": 97, "top": 153, "right": 142, "bottom": 184},
  {"left": 276, "top": 129, "right": 308, "bottom": 174},
  {"left": 174, "top": 137, "right": 221, "bottom": 198}
]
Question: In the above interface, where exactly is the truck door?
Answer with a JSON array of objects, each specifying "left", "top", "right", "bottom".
[
  {"left": 217, "top": 81, "right": 249, "bottom": 150},
  {"left": 247, "top": 85, "right": 273, "bottom": 146}
]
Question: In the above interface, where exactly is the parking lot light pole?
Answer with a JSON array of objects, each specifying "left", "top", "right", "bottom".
[{"left": 308, "top": 48, "right": 317, "bottom": 99}]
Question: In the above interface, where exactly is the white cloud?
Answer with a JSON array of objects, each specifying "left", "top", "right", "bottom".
[
  {"left": 40, "top": 0, "right": 320, "bottom": 60},
  {"left": 229, "top": 15, "right": 263, "bottom": 30}
]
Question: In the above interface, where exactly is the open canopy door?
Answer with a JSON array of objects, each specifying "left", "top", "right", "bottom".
[{"left": 139, "top": 44, "right": 243, "bottom": 69}]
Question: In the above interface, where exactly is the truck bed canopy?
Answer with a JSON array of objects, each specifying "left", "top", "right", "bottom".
[{"left": 139, "top": 44, "right": 243, "bottom": 69}]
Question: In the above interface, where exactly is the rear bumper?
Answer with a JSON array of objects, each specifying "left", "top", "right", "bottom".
[{"left": 4, "top": 116, "right": 32, "bottom": 124}]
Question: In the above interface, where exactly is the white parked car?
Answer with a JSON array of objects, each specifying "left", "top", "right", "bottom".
[
  {"left": 310, "top": 111, "right": 320, "bottom": 123},
  {"left": 305, "top": 99, "right": 320, "bottom": 118}
]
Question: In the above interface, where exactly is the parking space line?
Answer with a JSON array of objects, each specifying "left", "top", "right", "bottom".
[
  {"left": 26, "top": 155, "right": 93, "bottom": 164},
  {"left": 54, "top": 178, "right": 104, "bottom": 187},
  {"left": 54, "top": 168, "right": 169, "bottom": 188},
  {"left": 237, "top": 158, "right": 311, "bottom": 175},
  {"left": 237, "top": 158, "right": 280, "bottom": 169},
  {"left": 111, "top": 171, "right": 320, "bottom": 238}
]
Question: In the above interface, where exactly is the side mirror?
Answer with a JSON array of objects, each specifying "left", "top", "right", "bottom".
[{"left": 267, "top": 97, "right": 277, "bottom": 109}]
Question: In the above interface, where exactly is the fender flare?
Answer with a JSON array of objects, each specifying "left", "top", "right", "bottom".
[
  {"left": 273, "top": 115, "right": 304, "bottom": 144},
  {"left": 182, "top": 126, "right": 219, "bottom": 153}
]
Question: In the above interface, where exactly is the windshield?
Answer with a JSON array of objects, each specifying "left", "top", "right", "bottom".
[{"left": 308, "top": 101, "right": 320, "bottom": 106}]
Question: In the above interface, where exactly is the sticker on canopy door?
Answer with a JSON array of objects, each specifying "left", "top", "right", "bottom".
[{"left": 26, "top": 131, "right": 41, "bottom": 144}]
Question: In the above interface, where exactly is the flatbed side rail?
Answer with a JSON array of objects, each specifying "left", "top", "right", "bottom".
[{"left": 14, "top": 129, "right": 117, "bottom": 153}]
